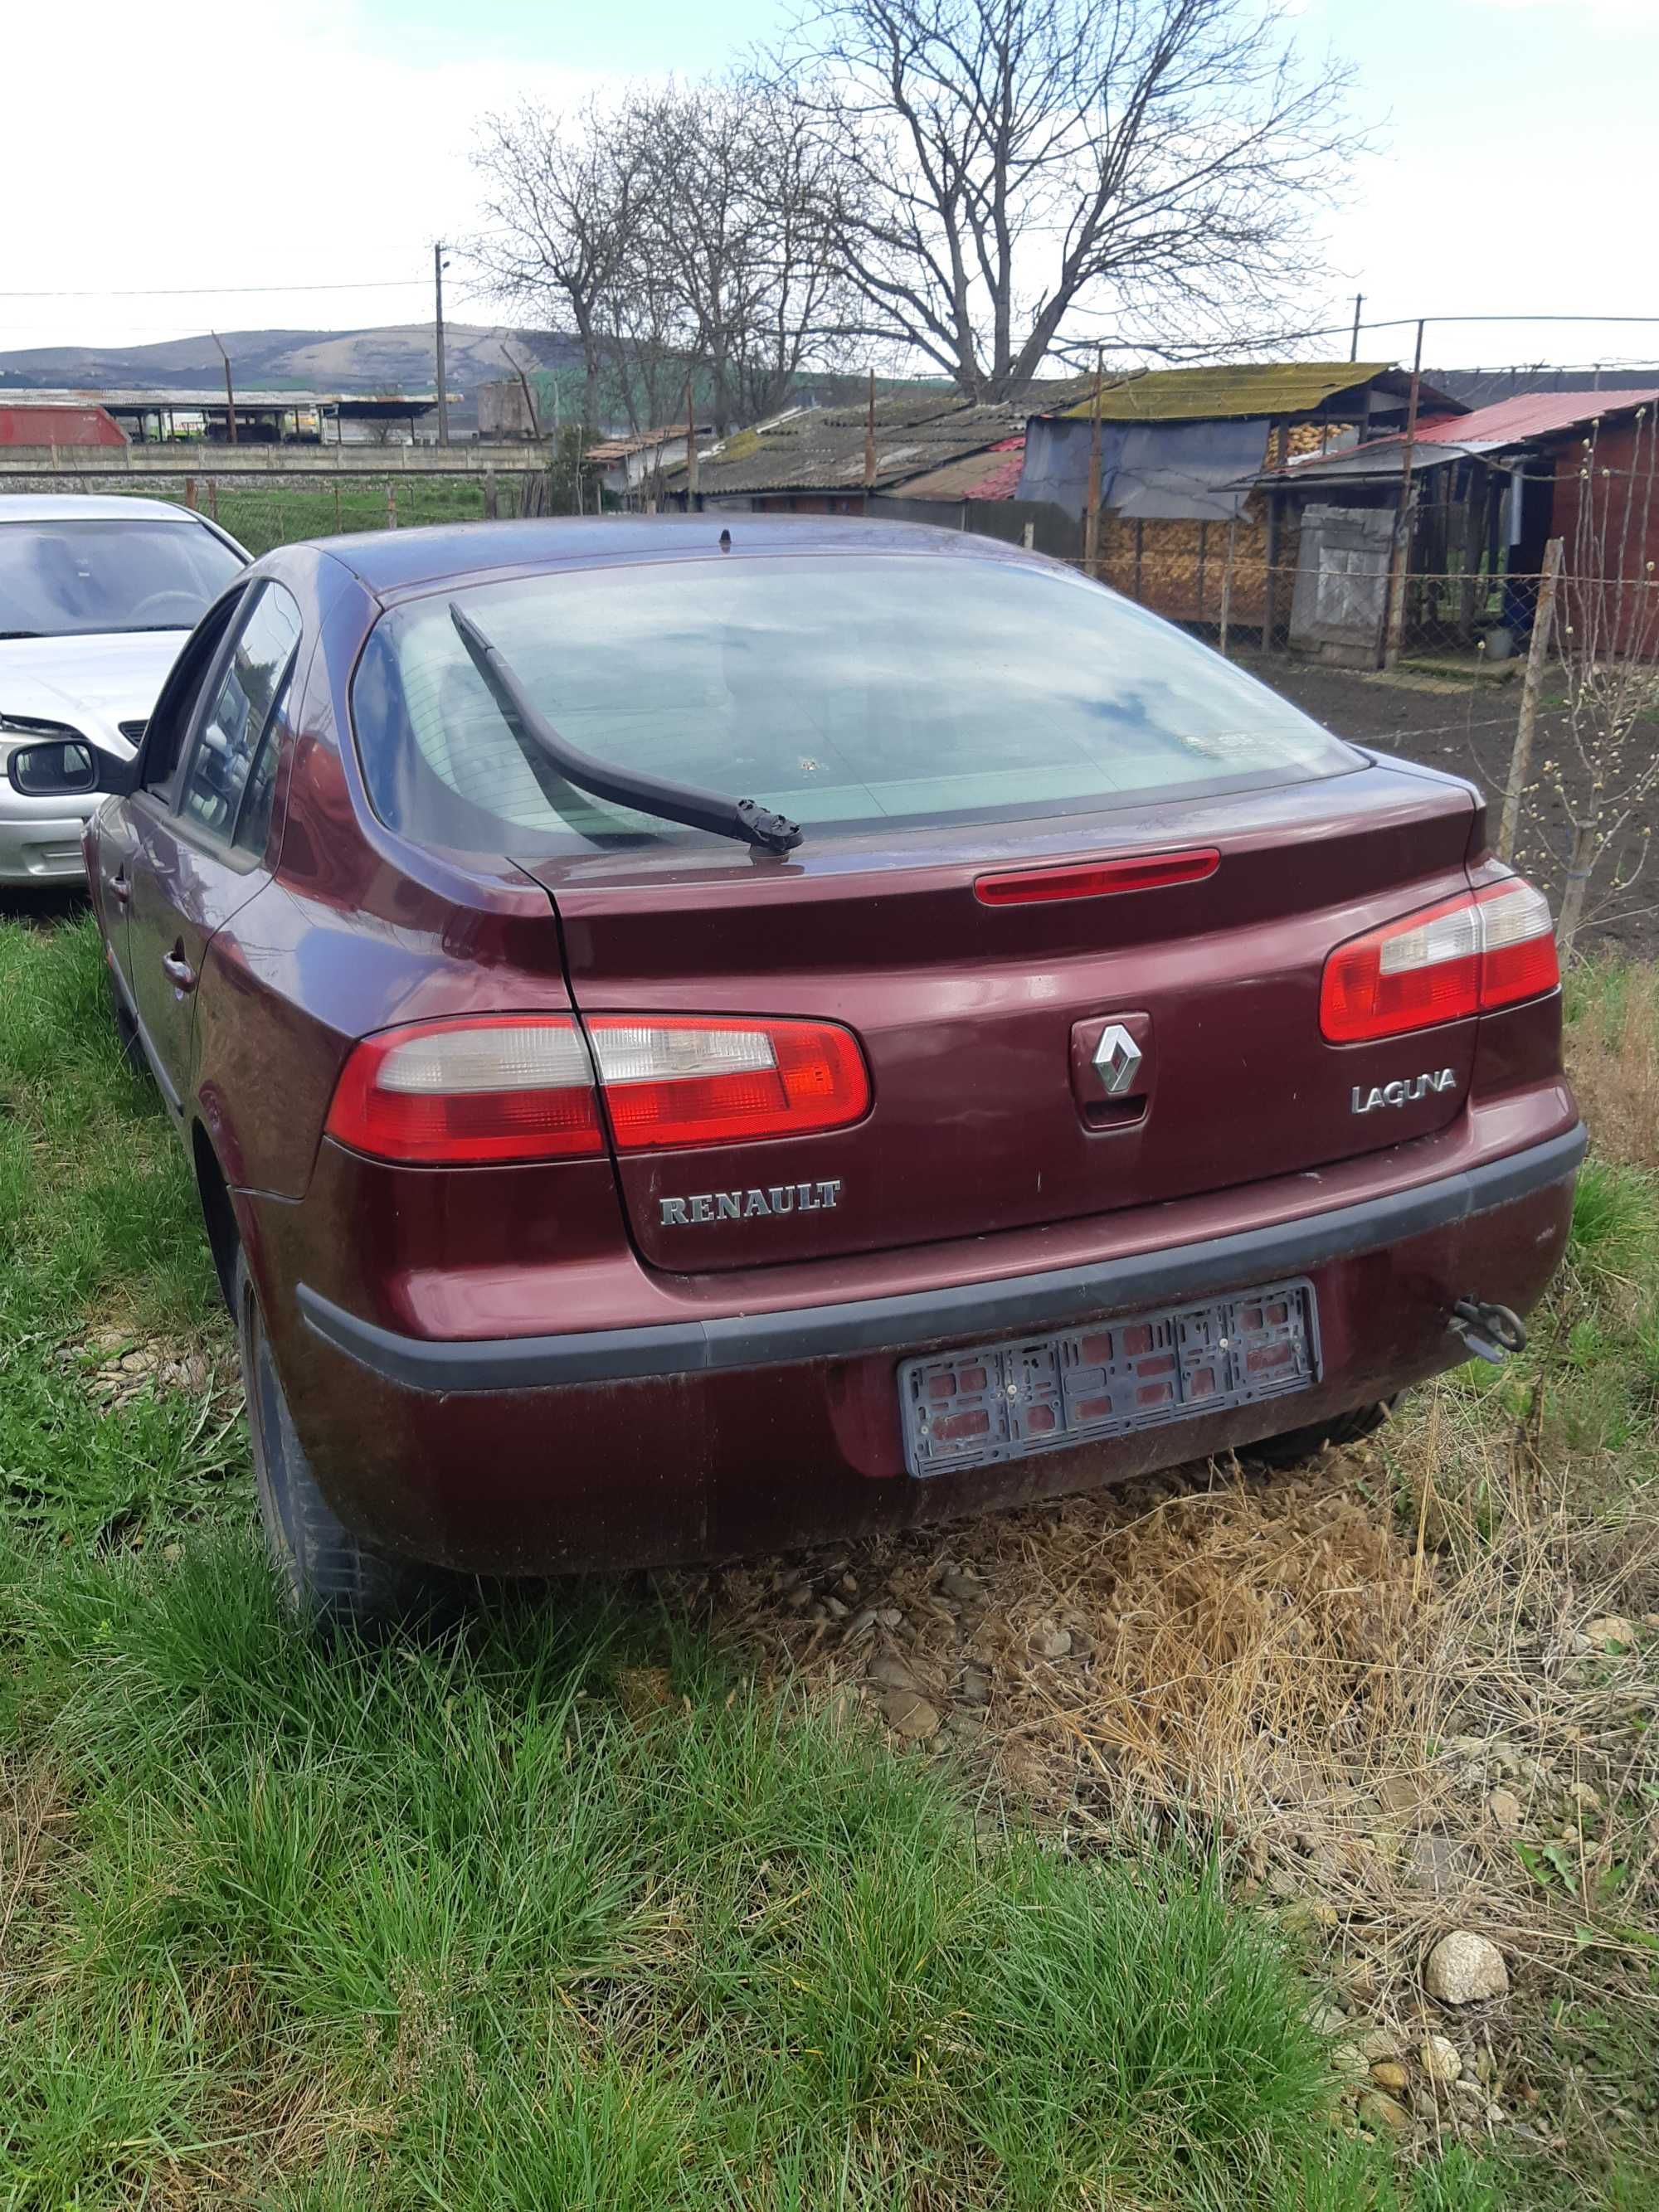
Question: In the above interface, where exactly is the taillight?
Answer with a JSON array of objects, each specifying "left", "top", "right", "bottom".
[
  {"left": 324, "top": 1016, "right": 604, "bottom": 1164},
  {"left": 588, "top": 1016, "right": 868, "bottom": 1150},
  {"left": 1320, "top": 878, "right": 1558, "bottom": 1043},
  {"left": 325, "top": 1013, "right": 868, "bottom": 1164}
]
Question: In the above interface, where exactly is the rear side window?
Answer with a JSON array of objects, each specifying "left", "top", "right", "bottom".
[
  {"left": 352, "top": 553, "right": 1357, "bottom": 857},
  {"left": 178, "top": 581, "right": 301, "bottom": 844}
]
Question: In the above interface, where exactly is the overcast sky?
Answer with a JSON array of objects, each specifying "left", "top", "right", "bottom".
[{"left": 2, "top": 0, "right": 1654, "bottom": 374}]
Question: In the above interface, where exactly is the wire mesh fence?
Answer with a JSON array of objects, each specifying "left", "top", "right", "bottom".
[
  {"left": 182, "top": 473, "right": 547, "bottom": 555},
  {"left": 1062, "top": 548, "right": 1659, "bottom": 672}
]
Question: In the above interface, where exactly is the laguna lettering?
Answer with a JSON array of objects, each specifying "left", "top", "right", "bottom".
[
  {"left": 660, "top": 1179, "right": 844, "bottom": 1227},
  {"left": 1350, "top": 1068, "right": 1457, "bottom": 1115}
]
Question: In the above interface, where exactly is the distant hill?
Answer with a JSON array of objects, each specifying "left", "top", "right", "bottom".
[{"left": 0, "top": 322, "right": 583, "bottom": 396}]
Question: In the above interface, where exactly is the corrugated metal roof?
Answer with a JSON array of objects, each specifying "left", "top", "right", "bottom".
[
  {"left": 1045, "top": 361, "right": 1431, "bottom": 423},
  {"left": 1275, "top": 386, "right": 1659, "bottom": 487},
  {"left": 884, "top": 436, "right": 1025, "bottom": 503},
  {"left": 1409, "top": 387, "right": 1659, "bottom": 450}
]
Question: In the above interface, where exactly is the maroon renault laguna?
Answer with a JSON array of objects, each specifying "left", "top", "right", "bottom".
[{"left": 8, "top": 518, "right": 1580, "bottom": 1623}]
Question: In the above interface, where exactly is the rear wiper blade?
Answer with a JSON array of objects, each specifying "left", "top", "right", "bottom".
[{"left": 450, "top": 604, "right": 803, "bottom": 855}]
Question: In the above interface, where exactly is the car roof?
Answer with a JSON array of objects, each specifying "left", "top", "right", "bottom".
[
  {"left": 307, "top": 513, "right": 1039, "bottom": 600},
  {"left": 0, "top": 493, "right": 207, "bottom": 525}
]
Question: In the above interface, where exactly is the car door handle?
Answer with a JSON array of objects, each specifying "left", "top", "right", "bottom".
[
  {"left": 161, "top": 948, "right": 197, "bottom": 992},
  {"left": 110, "top": 868, "right": 131, "bottom": 905}
]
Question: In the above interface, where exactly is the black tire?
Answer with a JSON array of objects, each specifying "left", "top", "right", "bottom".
[
  {"left": 1240, "top": 1397, "right": 1394, "bottom": 1471},
  {"left": 234, "top": 1251, "right": 431, "bottom": 1632}
]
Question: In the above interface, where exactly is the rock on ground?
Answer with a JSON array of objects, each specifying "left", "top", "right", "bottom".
[
  {"left": 1425, "top": 1931, "right": 1509, "bottom": 2005},
  {"left": 1421, "top": 2034, "right": 1462, "bottom": 2082},
  {"left": 881, "top": 1689, "right": 941, "bottom": 1740},
  {"left": 1357, "top": 2088, "right": 1414, "bottom": 2134}
]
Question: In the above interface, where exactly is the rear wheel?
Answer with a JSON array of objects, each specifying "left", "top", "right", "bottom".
[
  {"left": 1242, "top": 1398, "right": 1394, "bottom": 1471},
  {"left": 234, "top": 1251, "right": 430, "bottom": 1632}
]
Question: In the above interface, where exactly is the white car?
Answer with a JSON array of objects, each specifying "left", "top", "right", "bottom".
[{"left": 0, "top": 494, "right": 248, "bottom": 885}]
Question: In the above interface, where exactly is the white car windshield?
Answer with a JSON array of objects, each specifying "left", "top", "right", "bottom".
[{"left": 0, "top": 518, "right": 244, "bottom": 639}]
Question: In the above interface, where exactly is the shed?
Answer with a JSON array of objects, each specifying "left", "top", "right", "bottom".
[
  {"left": 868, "top": 435, "right": 1080, "bottom": 556},
  {"left": 1016, "top": 362, "right": 1464, "bottom": 634},
  {"left": 586, "top": 423, "right": 714, "bottom": 502},
  {"left": 1267, "top": 386, "right": 1659, "bottom": 664},
  {"left": 664, "top": 389, "right": 1052, "bottom": 515}
]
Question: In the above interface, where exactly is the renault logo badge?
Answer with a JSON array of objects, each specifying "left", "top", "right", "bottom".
[{"left": 1092, "top": 1023, "right": 1143, "bottom": 1097}]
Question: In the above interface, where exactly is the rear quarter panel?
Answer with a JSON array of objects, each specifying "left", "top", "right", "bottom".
[{"left": 190, "top": 552, "right": 574, "bottom": 1201}]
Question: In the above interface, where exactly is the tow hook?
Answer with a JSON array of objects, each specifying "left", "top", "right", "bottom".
[{"left": 1449, "top": 1298, "right": 1528, "bottom": 1365}]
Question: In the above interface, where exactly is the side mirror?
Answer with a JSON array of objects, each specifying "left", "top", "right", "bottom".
[{"left": 6, "top": 738, "right": 133, "bottom": 799}]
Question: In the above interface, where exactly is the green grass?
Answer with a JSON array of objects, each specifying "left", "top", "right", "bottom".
[
  {"left": 2, "top": 914, "right": 1652, "bottom": 2209},
  {"left": 212, "top": 478, "right": 519, "bottom": 558},
  {"left": 1, "top": 1544, "right": 1347, "bottom": 2210}
]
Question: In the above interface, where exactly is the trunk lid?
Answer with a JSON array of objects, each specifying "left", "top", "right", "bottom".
[{"left": 518, "top": 761, "right": 1481, "bottom": 1275}]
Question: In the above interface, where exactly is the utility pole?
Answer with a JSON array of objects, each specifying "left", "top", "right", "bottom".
[
  {"left": 684, "top": 365, "right": 698, "bottom": 508},
  {"left": 1083, "top": 347, "right": 1104, "bottom": 578},
  {"left": 1350, "top": 294, "right": 1364, "bottom": 362},
  {"left": 433, "top": 243, "right": 450, "bottom": 446},
  {"left": 864, "top": 368, "right": 876, "bottom": 499},
  {"left": 211, "top": 331, "right": 236, "bottom": 446}
]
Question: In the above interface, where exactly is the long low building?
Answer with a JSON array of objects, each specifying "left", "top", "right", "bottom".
[{"left": 0, "top": 387, "right": 458, "bottom": 445}]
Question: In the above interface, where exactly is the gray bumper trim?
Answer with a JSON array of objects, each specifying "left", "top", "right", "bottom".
[{"left": 297, "top": 1124, "right": 1586, "bottom": 1396}]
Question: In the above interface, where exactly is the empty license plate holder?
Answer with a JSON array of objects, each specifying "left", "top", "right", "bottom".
[{"left": 898, "top": 1278, "right": 1320, "bottom": 1478}]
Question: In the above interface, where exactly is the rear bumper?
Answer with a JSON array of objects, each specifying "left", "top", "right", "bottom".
[
  {"left": 260, "top": 1118, "right": 1584, "bottom": 1574},
  {"left": 298, "top": 1124, "right": 1586, "bottom": 1393}
]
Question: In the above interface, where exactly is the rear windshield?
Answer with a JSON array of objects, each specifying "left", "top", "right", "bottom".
[
  {"left": 351, "top": 552, "right": 1358, "bottom": 855},
  {"left": 0, "top": 518, "right": 244, "bottom": 639}
]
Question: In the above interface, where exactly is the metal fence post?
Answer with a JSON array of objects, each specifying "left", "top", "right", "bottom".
[
  {"left": 484, "top": 465, "right": 498, "bottom": 520},
  {"left": 1498, "top": 537, "right": 1564, "bottom": 865},
  {"left": 386, "top": 485, "right": 398, "bottom": 530}
]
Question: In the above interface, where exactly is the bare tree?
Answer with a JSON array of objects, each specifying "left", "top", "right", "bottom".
[
  {"left": 470, "top": 98, "right": 648, "bottom": 435},
  {"left": 777, "top": 0, "right": 1361, "bottom": 399},
  {"left": 630, "top": 79, "right": 855, "bottom": 432},
  {"left": 470, "top": 80, "right": 855, "bottom": 442}
]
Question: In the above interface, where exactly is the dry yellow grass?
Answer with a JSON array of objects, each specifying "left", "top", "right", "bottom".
[
  {"left": 1566, "top": 965, "right": 1659, "bottom": 1172},
  {"left": 684, "top": 1270, "right": 1659, "bottom": 2161}
]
